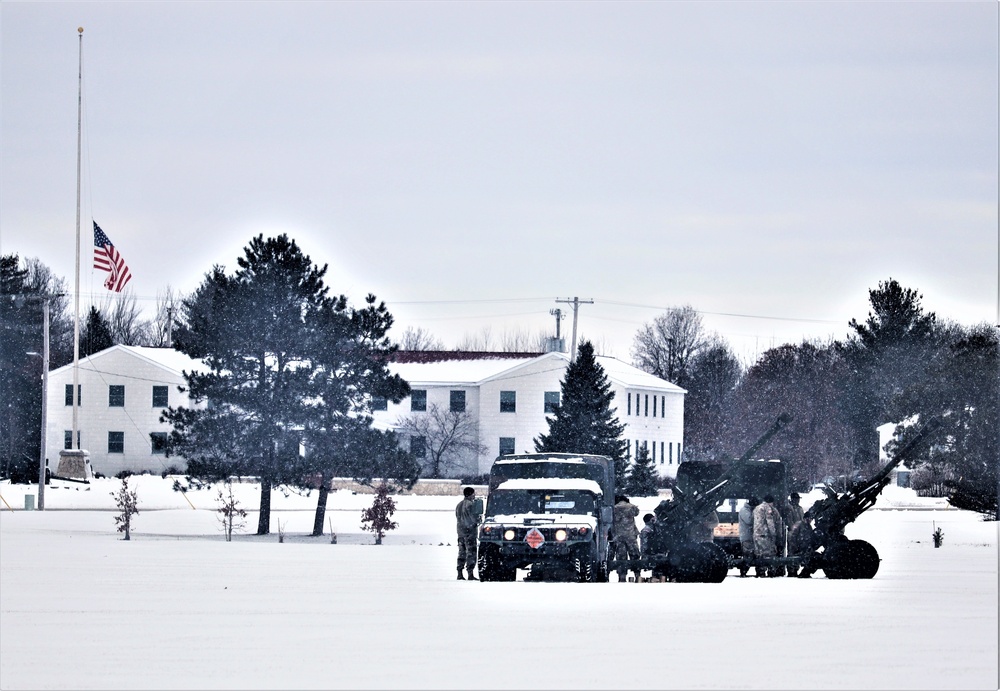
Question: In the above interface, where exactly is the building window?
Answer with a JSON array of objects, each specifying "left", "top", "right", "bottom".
[
  {"left": 63, "top": 430, "right": 80, "bottom": 450},
  {"left": 152, "top": 386, "right": 169, "bottom": 408},
  {"left": 653, "top": 395, "right": 657, "bottom": 417},
  {"left": 108, "top": 431, "right": 124, "bottom": 454},
  {"left": 499, "top": 437, "right": 515, "bottom": 456},
  {"left": 410, "top": 390, "right": 427, "bottom": 412},
  {"left": 500, "top": 391, "right": 516, "bottom": 413},
  {"left": 627, "top": 439, "right": 632, "bottom": 459},
  {"left": 450, "top": 390, "right": 466, "bottom": 413},
  {"left": 644, "top": 394, "right": 649, "bottom": 417},
  {"left": 627, "top": 392, "right": 632, "bottom": 415},
  {"left": 410, "top": 436, "right": 426, "bottom": 458},
  {"left": 669, "top": 442, "right": 673, "bottom": 464},
  {"left": 64, "top": 384, "right": 80, "bottom": 406},
  {"left": 371, "top": 395, "right": 388, "bottom": 411},
  {"left": 151, "top": 432, "right": 168, "bottom": 455},
  {"left": 652, "top": 441, "right": 656, "bottom": 462},
  {"left": 544, "top": 391, "right": 560, "bottom": 414},
  {"left": 109, "top": 385, "right": 125, "bottom": 408},
  {"left": 661, "top": 395, "right": 666, "bottom": 418}
]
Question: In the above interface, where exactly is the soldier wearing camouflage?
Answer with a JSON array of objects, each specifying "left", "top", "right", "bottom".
[
  {"left": 612, "top": 495, "right": 641, "bottom": 582},
  {"left": 753, "top": 495, "right": 784, "bottom": 576},
  {"left": 455, "top": 487, "right": 480, "bottom": 580}
]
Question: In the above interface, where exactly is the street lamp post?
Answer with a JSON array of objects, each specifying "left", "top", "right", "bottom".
[{"left": 25, "top": 298, "right": 50, "bottom": 511}]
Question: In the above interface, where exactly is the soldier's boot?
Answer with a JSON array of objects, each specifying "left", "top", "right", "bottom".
[
  {"left": 466, "top": 568, "right": 478, "bottom": 581},
  {"left": 632, "top": 570, "right": 642, "bottom": 583},
  {"left": 457, "top": 569, "right": 465, "bottom": 580}
]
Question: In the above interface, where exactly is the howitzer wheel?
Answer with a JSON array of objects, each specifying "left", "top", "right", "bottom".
[
  {"left": 670, "top": 542, "right": 729, "bottom": 583},
  {"left": 823, "top": 539, "right": 880, "bottom": 579}
]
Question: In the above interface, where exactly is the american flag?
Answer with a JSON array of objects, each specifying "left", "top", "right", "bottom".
[{"left": 93, "top": 221, "right": 133, "bottom": 292}]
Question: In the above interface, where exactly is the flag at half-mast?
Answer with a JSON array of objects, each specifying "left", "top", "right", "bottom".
[{"left": 93, "top": 221, "right": 133, "bottom": 292}]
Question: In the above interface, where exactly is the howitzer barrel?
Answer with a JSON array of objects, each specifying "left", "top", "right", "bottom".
[
  {"left": 868, "top": 416, "right": 942, "bottom": 487},
  {"left": 737, "top": 413, "right": 793, "bottom": 464}
]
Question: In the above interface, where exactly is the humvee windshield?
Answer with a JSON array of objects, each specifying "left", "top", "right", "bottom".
[{"left": 487, "top": 489, "right": 598, "bottom": 517}]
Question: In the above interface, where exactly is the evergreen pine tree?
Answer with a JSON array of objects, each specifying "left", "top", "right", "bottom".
[
  {"left": 534, "top": 341, "right": 628, "bottom": 484},
  {"left": 625, "top": 443, "right": 659, "bottom": 497},
  {"left": 81, "top": 305, "right": 113, "bottom": 357}
]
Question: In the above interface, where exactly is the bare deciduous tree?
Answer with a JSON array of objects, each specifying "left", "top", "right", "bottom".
[
  {"left": 631, "top": 305, "right": 710, "bottom": 386},
  {"left": 457, "top": 325, "right": 549, "bottom": 352},
  {"left": 99, "top": 290, "right": 152, "bottom": 346},
  {"left": 149, "top": 285, "right": 183, "bottom": 347},
  {"left": 395, "top": 404, "right": 487, "bottom": 478},
  {"left": 456, "top": 326, "right": 495, "bottom": 351},
  {"left": 398, "top": 326, "right": 445, "bottom": 351}
]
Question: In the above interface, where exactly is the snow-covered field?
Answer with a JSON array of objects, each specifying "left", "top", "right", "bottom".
[{"left": 1, "top": 477, "right": 997, "bottom": 690}]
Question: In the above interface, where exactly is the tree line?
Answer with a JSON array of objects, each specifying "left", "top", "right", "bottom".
[
  {"left": 3, "top": 245, "right": 996, "bottom": 518},
  {"left": 631, "top": 280, "right": 997, "bottom": 517}
]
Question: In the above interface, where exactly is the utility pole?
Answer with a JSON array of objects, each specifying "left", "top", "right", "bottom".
[
  {"left": 555, "top": 297, "right": 594, "bottom": 362},
  {"left": 38, "top": 298, "right": 49, "bottom": 510}
]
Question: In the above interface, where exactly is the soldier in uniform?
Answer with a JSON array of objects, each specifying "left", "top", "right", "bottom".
[
  {"left": 783, "top": 492, "right": 806, "bottom": 577},
  {"left": 639, "top": 513, "right": 656, "bottom": 556},
  {"left": 612, "top": 495, "right": 641, "bottom": 582},
  {"left": 752, "top": 494, "right": 784, "bottom": 577},
  {"left": 738, "top": 497, "right": 760, "bottom": 577},
  {"left": 455, "top": 487, "right": 481, "bottom": 580}
]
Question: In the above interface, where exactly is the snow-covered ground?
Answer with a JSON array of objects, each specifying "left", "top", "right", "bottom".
[{"left": 1, "top": 477, "right": 997, "bottom": 690}]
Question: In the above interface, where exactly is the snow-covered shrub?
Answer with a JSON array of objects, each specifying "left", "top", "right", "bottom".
[{"left": 111, "top": 477, "right": 139, "bottom": 540}]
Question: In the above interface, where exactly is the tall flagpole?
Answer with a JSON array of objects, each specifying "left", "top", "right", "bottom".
[{"left": 72, "top": 26, "right": 83, "bottom": 449}]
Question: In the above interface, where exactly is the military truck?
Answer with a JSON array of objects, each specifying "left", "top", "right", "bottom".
[{"left": 477, "top": 453, "right": 615, "bottom": 582}]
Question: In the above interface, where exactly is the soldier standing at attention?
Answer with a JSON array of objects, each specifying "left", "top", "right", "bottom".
[
  {"left": 612, "top": 495, "right": 641, "bottom": 582},
  {"left": 455, "top": 487, "right": 480, "bottom": 580}
]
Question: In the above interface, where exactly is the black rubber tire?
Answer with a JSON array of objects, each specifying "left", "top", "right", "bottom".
[
  {"left": 701, "top": 542, "right": 730, "bottom": 583},
  {"left": 478, "top": 545, "right": 503, "bottom": 582},
  {"left": 823, "top": 539, "right": 880, "bottom": 579},
  {"left": 575, "top": 544, "right": 599, "bottom": 583},
  {"left": 670, "top": 543, "right": 708, "bottom": 583}
]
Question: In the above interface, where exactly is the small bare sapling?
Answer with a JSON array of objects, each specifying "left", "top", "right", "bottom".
[
  {"left": 932, "top": 522, "right": 944, "bottom": 548},
  {"left": 216, "top": 482, "right": 247, "bottom": 542},
  {"left": 111, "top": 476, "right": 139, "bottom": 540},
  {"left": 276, "top": 519, "right": 286, "bottom": 543},
  {"left": 360, "top": 482, "right": 398, "bottom": 545}
]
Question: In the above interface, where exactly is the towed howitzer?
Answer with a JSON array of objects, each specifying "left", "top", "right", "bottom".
[
  {"left": 797, "top": 416, "right": 942, "bottom": 580},
  {"left": 610, "top": 414, "right": 793, "bottom": 583}
]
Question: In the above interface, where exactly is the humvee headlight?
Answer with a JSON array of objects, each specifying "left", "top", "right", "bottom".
[
  {"left": 555, "top": 529, "right": 568, "bottom": 541},
  {"left": 576, "top": 526, "right": 590, "bottom": 537},
  {"left": 503, "top": 529, "right": 516, "bottom": 541}
]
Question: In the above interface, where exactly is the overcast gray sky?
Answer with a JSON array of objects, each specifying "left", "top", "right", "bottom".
[{"left": 2, "top": 1, "right": 997, "bottom": 362}]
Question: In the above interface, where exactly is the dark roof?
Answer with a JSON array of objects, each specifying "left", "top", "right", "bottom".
[{"left": 391, "top": 350, "right": 546, "bottom": 364}]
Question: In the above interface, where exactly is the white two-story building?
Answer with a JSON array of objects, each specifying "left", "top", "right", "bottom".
[
  {"left": 373, "top": 350, "right": 686, "bottom": 478},
  {"left": 45, "top": 345, "right": 206, "bottom": 477},
  {"left": 44, "top": 346, "right": 685, "bottom": 481}
]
